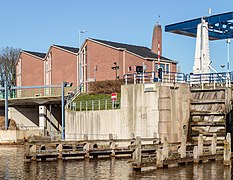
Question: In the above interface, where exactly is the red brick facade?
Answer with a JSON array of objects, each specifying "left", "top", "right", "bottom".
[
  {"left": 45, "top": 46, "right": 78, "bottom": 86},
  {"left": 16, "top": 51, "right": 44, "bottom": 87},
  {"left": 16, "top": 39, "right": 177, "bottom": 93},
  {"left": 80, "top": 39, "right": 177, "bottom": 91}
]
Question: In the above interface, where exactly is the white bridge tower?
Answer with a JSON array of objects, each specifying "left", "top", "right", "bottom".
[{"left": 193, "top": 19, "right": 211, "bottom": 74}]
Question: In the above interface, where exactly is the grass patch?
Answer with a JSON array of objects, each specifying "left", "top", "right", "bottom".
[{"left": 72, "top": 93, "right": 121, "bottom": 111}]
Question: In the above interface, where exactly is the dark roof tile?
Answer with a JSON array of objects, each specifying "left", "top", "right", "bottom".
[
  {"left": 54, "top": 45, "right": 79, "bottom": 53},
  {"left": 23, "top": 50, "right": 46, "bottom": 58},
  {"left": 90, "top": 38, "right": 174, "bottom": 62}
]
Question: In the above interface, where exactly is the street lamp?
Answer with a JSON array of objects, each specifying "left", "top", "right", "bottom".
[
  {"left": 226, "top": 38, "right": 231, "bottom": 72},
  {"left": 61, "top": 81, "right": 73, "bottom": 140},
  {"left": 226, "top": 39, "right": 231, "bottom": 86},
  {"left": 111, "top": 62, "right": 119, "bottom": 80}
]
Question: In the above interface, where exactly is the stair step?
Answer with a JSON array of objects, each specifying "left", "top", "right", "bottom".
[
  {"left": 191, "top": 99, "right": 225, "bottom": 104},
  {"left": 191, "top": 133, "right": 226, "bottom": 137},
  {"left": 191, "top": 122, "right": 225, "bottom": 126},
  {"left": 190, "top": 88, "right": 226, "bottom": 92},
  {"left": 190, "top": 112, "right": 225, "bottom": 116}
]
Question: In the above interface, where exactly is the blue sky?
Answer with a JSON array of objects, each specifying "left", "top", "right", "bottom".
[{"left": 1, "top": 1, "right": 233, "bottom": 73}]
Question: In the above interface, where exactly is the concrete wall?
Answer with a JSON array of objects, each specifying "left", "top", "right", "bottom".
[
  {"left": 9, "top": 106, "right": 39, "bottom": 127},
  {"left": 9, "top": 105, "right": 61, "bottom": 135},
  {"left": 65, "top": 83, "right": 190, "bottom": 142},
  {"left": 0, "top": 129, "right": 44, "bottom": 143}
]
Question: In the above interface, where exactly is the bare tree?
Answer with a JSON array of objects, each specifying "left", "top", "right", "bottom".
[{"left": 0, "top": 47, "right": 20, "bottom": 87}]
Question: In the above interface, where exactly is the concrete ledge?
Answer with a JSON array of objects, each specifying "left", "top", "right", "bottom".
[{"left": 0, "top": 129, "right": 44, "bottom": 143}]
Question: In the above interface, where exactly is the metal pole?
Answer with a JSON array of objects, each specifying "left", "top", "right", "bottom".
[
  {"left": 49, "top": 104, "right": 52, "bottom": 135},
  {"left": 227, "top": 39, "right": 231, "bottom": 86},
  {"left": 4, "top": 81, "right": 8, "bottom": 130},
  {"left": 61, "top": 81, "right": 65, "bottom": 140},
  {"left": 227, "top": 39, "right": 231, "bottom": 72}
]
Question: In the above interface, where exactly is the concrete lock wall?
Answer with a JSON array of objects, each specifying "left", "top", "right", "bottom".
[
  {"left": 65, "top": 83, "right": 190, "bottom": 142},
  {"left": 0, "top": 129, "right": 44, "bottom": 142},
  {"left": 9, "top": 107, "right": 39, "bottom": 127}
]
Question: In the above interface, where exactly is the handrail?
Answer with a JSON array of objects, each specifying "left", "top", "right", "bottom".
[{"left": 124, "top": 71, "right": 233, "bottom": 85}]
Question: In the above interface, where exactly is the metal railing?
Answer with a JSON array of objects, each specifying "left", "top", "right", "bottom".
[
  {"left": 67, "top": 98, "right": 121, "bottom": 111},
  {"left": 124, "top": 71, "right": 233, "bottom": 86},
  {"left": 0, "top": 86, "right": 79, "bottom": 100},
  {"left": 124, "top": 71, "right": 187, "bottom": 84}
]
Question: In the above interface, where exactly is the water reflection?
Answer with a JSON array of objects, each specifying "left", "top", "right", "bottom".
[{"left": 0, "top": 146, "right": 232, "bottom": 179}]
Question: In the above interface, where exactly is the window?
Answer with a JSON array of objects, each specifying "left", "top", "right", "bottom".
[{"left": 155, "top": 63, "right": 170, "bottom": 74}]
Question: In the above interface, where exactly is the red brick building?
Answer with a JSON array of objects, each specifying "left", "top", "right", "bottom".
[
  {"left": 16, "top": 50, "right": 46, "bottom": 87},
  {"left": 16, "top": 24, "right": 178, "bottom": 93},
  {"left": 79, "top": 38, "right": 177, "bottom": 92},
  {"left": 44, "top": 45, "right": 79, "bottom": 87}
]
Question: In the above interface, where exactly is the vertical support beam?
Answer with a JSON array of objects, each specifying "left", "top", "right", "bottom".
[
  {"left": 4, "top": 80, "right": 8, "bottom": 130},
  {"left": 109, "top": 133, "right": 113, "bottom": 140},
  {"left": 156, "top": 149, "right": 163, "bottom": 168},
  {"left": 84, "top": 134, "right": 88, "bottom": 141},
  {"left": 109, "top": 134, "right": 115, "bottom": 157},
  {"left": 198, "top": 134, "right": 204, "bottom": 156},
  {"left": 134, "top": 74, "right": 136, "bottom": 84},
  {"left": 180, "top": 135, "right": 186, "bottom": 158},
  {"left": 224, "top": 133, "right": 231, "bottom": 166},
  {"left": 84, "top": 142, "right": 90, "bottom": 158},
  {"left": 133, "top": 136, "right": 142, "bottom": 164},
  {"left": 61, "top": 81, "right": 65, "bottom": 140},
  {"left": 211, "top": 133, "right": 217, "bottom": 155},
  {"left": 162, "top": 136, "right": 168, "bottom": 159},
  {"left": 193, "top": 146, "right": 199, "bottom": 163},
  {"left": 56, "top": 144, "right": 63, "bottom": 159},
  {"left": 105, "top": 100, "right": 107, "bottom": 110},
  {"left": 39, "top": 105, "right": 46, "bottom": 135}
]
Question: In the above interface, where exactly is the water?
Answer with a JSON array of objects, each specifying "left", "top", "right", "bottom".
[{"left": 0, "top": 146, "right": 232, "bottom": 180}]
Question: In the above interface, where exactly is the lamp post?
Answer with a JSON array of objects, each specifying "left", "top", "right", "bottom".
[
  {"left": 227, "top": 39, "right": 231, "bottom": 72},
  {"left": 111, "top": 62, "right": 119, "bottom": 80},
  {"left": 78, "top": 30, "right": 87, "bottom": 86},
  {"left": 4, "top": 81, "right": 8, "bottom": 130},
  {"left": 226, "top": 39, "right": 231, "bottom": 86},
  {"left": 61, "top": 81, "right": 73, "bottom": 140}
]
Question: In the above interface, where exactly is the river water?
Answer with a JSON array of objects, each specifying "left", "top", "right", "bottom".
[{"left": 0, "top": 146, "right": 232, "bottom": 180}]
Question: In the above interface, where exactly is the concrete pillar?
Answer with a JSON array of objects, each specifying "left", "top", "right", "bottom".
[
  {"left": 84, "top": 142, "right": 90, "bottom": 158},
  {"left": 193, "top": 146, "right": 199, "bottom": 163},
  {"left": 224, "top": 133, "right": 231, "bottom": 166},
  {"left": 84, "top": 134, "right": 88, "bottom": 141},
  {"left": 211, "top": 133, "right": 217, "bottom": 155},
  {"left": 109, "top": 133, "right": 113, "bottom": 140},
  {"left": 30, "top": 144, "right": 37, "bottom": 161},
  {"left": 39, "top": 105, "right": 47, "bottom": 133},
  {"left": 162, "top": 136, "right": 168, "bottom": 159},
  {"left": 56, "top": 144, "right": 63, "bottom": 159},
  {"left": 133, "top": 136, "right": 141, "bottom": 163},
  {"left": 156, "top": 149, "right": 163, "bottom": 168},
  {"left": 110, "top": 141, "right": 116, "bottom": 157},
  {"left": 198, "top": 134, "right": 204, "bottom": 156},
  {"left": 180, "top": 135, "right": 186, "bottom": 158}
]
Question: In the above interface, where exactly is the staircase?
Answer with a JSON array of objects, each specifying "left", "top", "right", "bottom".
[{"left": 189, "top": 86, "right": 231, "bottom": 142}]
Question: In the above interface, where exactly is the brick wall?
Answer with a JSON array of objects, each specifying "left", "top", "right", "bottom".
[
  {"left": 17, "top": 52, "right": 44, "bottom": 86},
  {"left": 85, "top": 40, "right": 123, "bottom": 81},
  {"left": 49, "top": 47, "right": 78, "bottom": 86}
]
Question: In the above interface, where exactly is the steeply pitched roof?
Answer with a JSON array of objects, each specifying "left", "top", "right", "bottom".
[
  {"left": 23, "top": 50, "right": 46, "bottom": 59},
  {"left": 90, "top": 38, "right": 175, "bottom": 62},
  {"left": 53, "top": 45, "right": 79, "bottom": 54}
]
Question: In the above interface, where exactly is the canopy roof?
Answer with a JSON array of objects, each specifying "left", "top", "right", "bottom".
[{"left": 165, "top": 12, "right": 233, "bottom": 40}]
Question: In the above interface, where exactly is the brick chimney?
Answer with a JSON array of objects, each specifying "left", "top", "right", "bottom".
[{"left": 151, "top": 23, "right": 162, "bottom": 55}]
